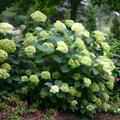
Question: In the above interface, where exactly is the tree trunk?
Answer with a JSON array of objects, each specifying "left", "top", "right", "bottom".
[{"left": 70, "top": 0, "right": 82, "bottom": 21}]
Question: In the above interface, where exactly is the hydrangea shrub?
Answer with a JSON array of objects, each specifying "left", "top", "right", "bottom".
[{"left": 0, "top": 11, "right": 115, "bottom": 116}]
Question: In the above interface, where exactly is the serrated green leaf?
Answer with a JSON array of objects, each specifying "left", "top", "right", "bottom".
[
  {"left": 86, "top": 37, "right": 94, "bottom": 44},
  {"left": 92, "top": 67, "right": 99, "bottom": 75},
  {"left": 54, "top": 80, "right": 63, "bottom": 87},
  {"left": 37, "top": 45, "right": 54, "bottom": 52},
  {"left": 44, "top": 82, "right": 53, "bottom": 87},
  {"left": 35, "top": 57, "right": 44, "bottom": 64},
  {"left": 61, "top": 65, "right": 70, "bottom": 73},
  {"left": 74, "top": 81, "right": 81, "bottom": 88},
  {"left": 52, "top": 55, "right": 62, "bottom": 63}
]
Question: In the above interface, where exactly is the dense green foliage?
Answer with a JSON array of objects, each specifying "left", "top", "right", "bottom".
[
  {"left": 0, "top": 7, "right": 28, "bottom": 26},
  {"left": 111, "top": 15, "right": 120, "bottom": 40},
  {"left": 84, "top": 5, "right": 97, "bottom": 32},
  {"left": 91, "top": 0, "right": 120, "bottom": 12},
  {"left": 15, "top": 0, "right": 62, "bottom": 16}
]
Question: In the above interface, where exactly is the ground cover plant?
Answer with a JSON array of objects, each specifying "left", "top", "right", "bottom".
[{"left": 0, "top": 11, "right": 115, "bottom": 117}]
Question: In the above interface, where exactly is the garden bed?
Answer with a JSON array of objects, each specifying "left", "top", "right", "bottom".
[{"left": 0, "top": 108, "right": 120, "bottom": 120}]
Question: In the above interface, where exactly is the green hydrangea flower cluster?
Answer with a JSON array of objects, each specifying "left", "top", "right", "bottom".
[
  {"left": 0, "top": 68, "right": 9, "bottom": 79},
  {"left": 0, "top": 50, "right": 8, "bottom": 63},
  {"left": 73, "top": 73, "right": 80, "bottom": 80},
  {"left": 21, "top": 86, "right": 29, "bottom": 94},
  {"left": 0, "top": 39, "right": 16, "bottom": 53},
  {"left": 65, "top": 20, "right": 74, "bottom": 27},
  {"left": 23, "top": 36, "right": 38, "bottom": 47},
  {"left": 50, "top": 85, "right": 59, "bottom": 94},
  {"left": 24, "top": 46, "right": 36, "bottom": 56},
  {"left": 61, "top": 83, "right": 69, "bottom": 93},
  {"left": 31, "top": 10, "right": 47, "bottom": 22},
  {"left": 1, "top": 63, "right": 11, "bottom": 72},
  {"left": 21, "top": 76, "right": 28, "bottom": 82},
  {"left": 84, "top": 78, "right": 91, "bottom": 87},
  {"left": 54, "top": 20, "right": 66, "bottom": 32},
  {"left": 52, "top": 72, "right": 61, "bottom": 80},
  {"left": 70, "top": 100, "right": 78, "bottom": 106},
  {"left": 29, "top": 75, "right": 39, "bottom": 86},
  {"left": 0, "top": 23, "right": 14, "bottom": 35},
  {"left": 56, "top": 41, "right": 68, "bottom": 53},
  {"left": 41, "top": 71, "right": 51, "bottom": 80},
  {"left": 40, "top": 31, "right": 49, "bottom": 40}
]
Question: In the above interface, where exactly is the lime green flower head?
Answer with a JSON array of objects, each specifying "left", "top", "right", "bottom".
[
  {"left": 68, "top": 57, "right": 80, "bottom": 69},
  {"left": 23, "top": 36, "right": 38, "bottom": 47},
  {"left": 0, "top": 49, "right": 8, "bottom": 63},
  {"left": 84, "top": 78, "right": 91, "bottom": 87},
  {"left": 91, "top": 95, "right": 97, "bottom": 102},
  {"left": 0, "top": 39, "right": 16, "bottom": 53},
  {"left": 69, "top": 87, "right": 77, "bottom": 96},
  {"left": 82, "top": 99, "right": 88, "bottom": 106},
  {"left": 103, "top": 93, "right": 109, "bottom": 102},
  {"left": 86, "top": 105, "right": 95, "bottom": 112},
  {"left": 43, "top": 42, "right": 54, "bottom": 54},
  {"left": 29, "top": 75, "right": 39, "bottom": 86},
  {"left": 90, "top": 52, "right": 96, "bottom": 58},
  {"left": 98, "top": 82, "right": 105, "bottom": 91},
  {"left": 61, "top": 83, "right": 69, "bottom": 93},
  {"left": 101, "top": 42, "right": 110, "bottom": 54},
  {"left": 94, "top": 30, "right": 105, "bottom": 43},
  {"left": 21, "top": 76, "right": 28, "bottom": 82},
  {"left": 0, "top": 68, "right": 9, "bottom": 79},
  {"left": 106, "top": 82, "right": 114, "bottom": 90},
  {"left": 81, "top": 49, "right": 90, "bottom": 56},
  {"left": 73, "top": 73, "right": 80, "bottom": 80},
  {"left": 35, "top": 27, "right": 43, "bottom": 32},
  {"left": 71, "top": 100, "right": 78, "bottom": 106},
  {"left": 1, "top": 63, "right": 11, "bottom": 72},
  {"left": 80, "top": 56, "right": 92, "bottom": 66},
  {"left": 102, "top": 102, "right": 110, "bottom": 111},
  {"left": 74, "top": 38, "right": 86, "bottom": 50},
  {"left": 31, "top": 10, "right": 47, "bottom": 22},
  {"left": 90, "top": 83, "right": 99, "bottom": 92},
  {"left": 83, "top": 30, "right": 90, "bottom": 37},
  {"left": 52, "top": 71, "right": 61, "bottom": 80},
  {"left": 107, "top": 75, "right": 114, "bottom": 82},
  {"left": 43, "top": 42, "right": 54, "bottom": 49},
  {"left": 54, "top": 20, "right": 66, "bottom": 32},
  {"left": 25, "top": 33, "right": 33, "bottom": 38},
  {"left": 41, "top": 71, "right": 51, "bottom": 80},
  {"left": 0, "top": 22, "right": 14, "bottom": 35},
  {"left": 95, "top": 98, "right": 102, "bottom": 108},
  {"left": 25, "top": 69, "right": 32, "bottom": 76},
  {"left": 56, "top": 41, "right": 68, "bottom": 53},
  {"left": 25, "top": 46, "right": 36, "bottom": 56},
  {"left": 75, "top": 91, "right": 81, "bottom": 98},
  {"left": 50, "top": 85, "right": 59, "bottom": 94},
  {"left": 21, "top": 86, "right": 29, "bottom": 94},
  {"left": 71, "top": 23, "right": 84, "bottom": 35},
  {"left": 40, "top": 31, "right": 49, "bottom": 40},
  {"left": 65, "top": 19, "right": 74, "bottom": 27}
]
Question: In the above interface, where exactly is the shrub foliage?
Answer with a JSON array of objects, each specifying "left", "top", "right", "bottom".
[{"left": 0, "top": 11, "right": 115, "bottom": 116}]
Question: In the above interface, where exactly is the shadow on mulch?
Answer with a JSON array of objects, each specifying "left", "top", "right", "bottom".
[{"left": 1, "top": 109, "right": 120, "bottom": 120}]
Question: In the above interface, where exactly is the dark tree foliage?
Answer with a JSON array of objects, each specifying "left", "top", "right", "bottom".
[
  {"left": 84, "top": 5, "right": 97, "bottom": 32},
  {"left": 15, "top": 0, "right": 63, "bottom": 16},
  {"left": 111, "top": 15, "right": 120, "bottom": 40},
  {"left": 0, "top": 0, "right": 17, "bottom": 13},
  {"left": 91, "top": 0, "right": 120, "bottom": 12}
]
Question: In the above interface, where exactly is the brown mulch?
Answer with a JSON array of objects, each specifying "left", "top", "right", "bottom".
[{"left": 1, "top": 109, "right": 120, "bottom": 120}]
